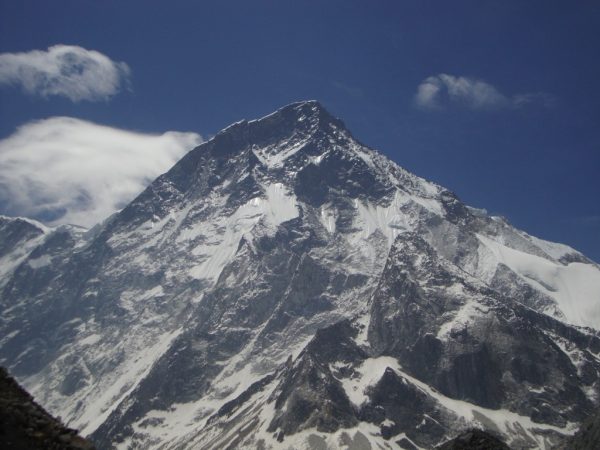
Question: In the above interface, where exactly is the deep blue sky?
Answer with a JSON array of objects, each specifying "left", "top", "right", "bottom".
[{"left": 1, "top": 0, "right": 599, "bottom": 261}]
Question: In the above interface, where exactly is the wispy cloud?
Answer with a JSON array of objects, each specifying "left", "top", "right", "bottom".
[
  {"left": 415, "top": 73, "right": 554, "bottom": 111},
  {"left": 0, "top": 118, "right": 202, "bottom": 227},
  {"left": 332, "top": 80, "right": 364, "bottom": 98},
  {"left": 0, "top": 45, "right": 130, "bottom": 102}
]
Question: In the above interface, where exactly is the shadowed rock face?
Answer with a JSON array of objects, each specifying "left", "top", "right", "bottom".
[
  {"left": 437, "top": 429, "right": 511, "bottom": 449},
  {"left": 1, "top": 101, "right": 600, "bottom": 449},
  {"left": 367, "top": 233, "right": 597, "bottom": 429},
  {"left": 0, "top": 367, "right": 95, "bottom": 450},
  {"left": 555, "top": 408, "right": 600, "bottom": 450}
]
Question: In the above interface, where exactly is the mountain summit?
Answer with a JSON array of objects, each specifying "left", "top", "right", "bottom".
[{"left": 1, "top": 102, "right": 600, "bottom": 449}]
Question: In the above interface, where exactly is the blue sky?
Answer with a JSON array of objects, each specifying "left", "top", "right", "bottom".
[{"left": 0, "top": 0, "right": 599, "bottom": 260}]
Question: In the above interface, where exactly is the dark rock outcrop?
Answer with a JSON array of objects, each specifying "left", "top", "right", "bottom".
[
  {"left": 0, "top": 367, "right": 94, "bottom": 450},
  {"left": 437, "top": 429, "right": 511, "bottom": 449},
  {"left": 555, "top": 408, "right": 600, "bottom": 449}
]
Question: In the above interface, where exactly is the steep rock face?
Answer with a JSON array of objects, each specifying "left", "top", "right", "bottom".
[
  {"left": 1, "top": 101, "right": 600, "bottom": 449},
  {"left": 369, "top": 234, "right": 598, "bottom": 419}
]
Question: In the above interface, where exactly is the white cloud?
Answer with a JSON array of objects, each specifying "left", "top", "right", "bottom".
[
  {"left": 0, "top": 45, "right": 130, "bottom": 102},
  {"left": 415, "top": 78, "right": 444, "bottom": 110},
  {"left": 415, "top": 73, "right": 553, "bottom": 111},
  {"left": 512, "top": 92, "right": 556, "bottom": 109},
  {"left": 0, "top": 117, "right": 203, "bottom": 227}
]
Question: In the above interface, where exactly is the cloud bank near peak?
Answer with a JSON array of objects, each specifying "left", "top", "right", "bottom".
[
  {"left": 415, "top": 73, "right": 555, "bottom": 111},
  {"left": 0, "top": 117, "right": 203, "bottom": 228},
  {"left": 0, "top": 45, "right": 130, "bottom": 102}
]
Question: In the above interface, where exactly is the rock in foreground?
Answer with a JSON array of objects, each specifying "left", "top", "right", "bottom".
[{"left": 0, "top": 367, "right": 94, "bottom": 450}]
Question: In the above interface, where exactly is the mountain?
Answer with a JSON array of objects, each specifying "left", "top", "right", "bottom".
[{"left": 1, "top": 100, "right": 600, "bottom": 449}]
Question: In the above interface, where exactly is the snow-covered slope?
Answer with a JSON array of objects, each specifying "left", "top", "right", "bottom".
[{"left": 1, "top": 101, "right": 599, "bottom": 449}]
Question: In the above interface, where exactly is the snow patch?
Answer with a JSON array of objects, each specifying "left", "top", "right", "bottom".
[
  {"left": 188, "top": 183, "right": 298, "bottom": 282},
  {"left": 78, "top": 334, "right": 101, "bottom": 347},
  {"left": 437, "top": 299, "right": 491, "bottom": 340},
  {"left": 341, "top": 356, "right": 402, "bottom": 406},
  {"left": 320, "top": 205, "right": 336, "bottom": 234},
  {"left": 352, "top": 190, "right": 442, "bottom": 247},
  {"left": 253, "top": 139, "right": 309, "bottom": 168},
  {"left": 27, "top": 254, "right": 52, "bottom": 269}
]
